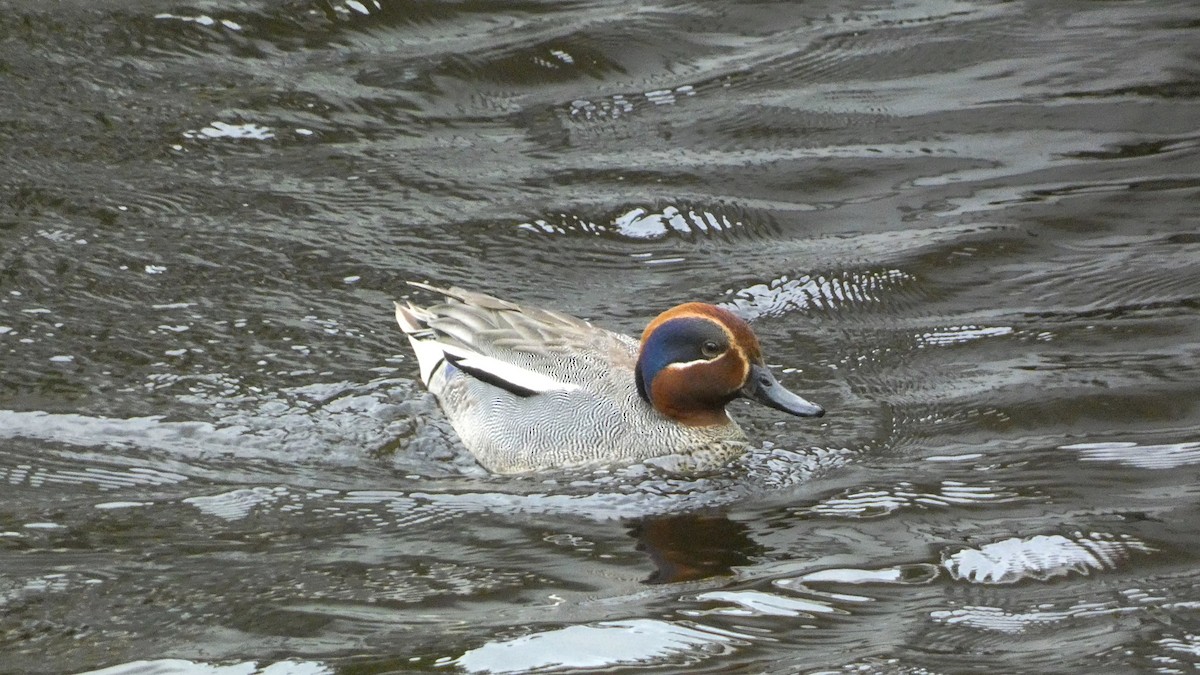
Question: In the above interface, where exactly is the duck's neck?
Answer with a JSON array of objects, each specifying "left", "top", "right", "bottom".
[{"left": 638, "top": 367, "right": 735, "bottom": 427}]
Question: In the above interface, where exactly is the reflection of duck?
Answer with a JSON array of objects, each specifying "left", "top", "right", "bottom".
[
  {"left": 394, "top": 283, "right": 824, "bottom": 474},
  {"left": 631, "top": 512, "right": 763, "bottom": 584}
]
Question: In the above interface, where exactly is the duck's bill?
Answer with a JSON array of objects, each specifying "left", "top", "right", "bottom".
[{"left": 741, "top": 363, "right": 825, "bottom": 418}]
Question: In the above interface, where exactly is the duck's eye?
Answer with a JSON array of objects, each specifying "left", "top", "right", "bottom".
[{"left": 701, "top": 340, "right": 723, "bottom": 358}]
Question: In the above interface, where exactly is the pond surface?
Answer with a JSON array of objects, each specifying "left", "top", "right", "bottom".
[{"left": 2, "top": 0, "right": 1199, "bottom": 673}]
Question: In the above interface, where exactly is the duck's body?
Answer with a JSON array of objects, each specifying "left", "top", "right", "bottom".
[{"left": 394, "top": 283, "right": 823, "bottom": 474}]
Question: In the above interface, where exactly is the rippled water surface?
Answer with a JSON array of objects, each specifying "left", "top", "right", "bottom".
[{"left": 2, "top": 0, "right": 1199, "bottom": 673}]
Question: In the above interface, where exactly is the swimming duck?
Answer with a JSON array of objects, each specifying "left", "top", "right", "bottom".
[{"left": 394, "top": 282, "right": 825, "bottom": 474}]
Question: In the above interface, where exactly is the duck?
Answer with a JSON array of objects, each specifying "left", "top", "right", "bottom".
[{"left": 394, "top": 282, "right": 825, "bottom": 474}]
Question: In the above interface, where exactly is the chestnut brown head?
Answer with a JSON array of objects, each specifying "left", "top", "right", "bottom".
[{"left": 635, "top": 303, "right": 824, "bottom": 426}]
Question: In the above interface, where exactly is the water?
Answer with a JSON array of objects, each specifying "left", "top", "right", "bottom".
[{"left": 2, "top": 0, "right": 1198, "bottom": 672}]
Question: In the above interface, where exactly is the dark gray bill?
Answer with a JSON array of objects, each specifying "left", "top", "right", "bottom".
[{"left": 740, "top": 363, "right": 825, "bottom": 417}]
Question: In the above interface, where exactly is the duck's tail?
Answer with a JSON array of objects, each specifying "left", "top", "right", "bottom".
[{"left": 393, "top": 301, "right": 445, "bottom": 387}]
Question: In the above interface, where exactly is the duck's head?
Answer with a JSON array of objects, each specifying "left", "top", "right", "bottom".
[{"left": 635, "top": 303, "right": 825, "bottom": 426}]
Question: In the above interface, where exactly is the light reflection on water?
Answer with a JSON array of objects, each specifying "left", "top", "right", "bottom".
[{"left": 1, "top": 0, "right": 1198, "bottom": 673}]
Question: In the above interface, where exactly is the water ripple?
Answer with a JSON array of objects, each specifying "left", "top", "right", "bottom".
[
  {"left": 1061, "top": 440, "right": 1200, "bottom": 470},
  {"left": 517, "top": 202, "right": 781, "bottom": 242},
  {"left": 942, "top": 533, "right": 1156, "bottom": 584},
  {"left": 724, "top": 269, "right": 913, "bottom": 320},
  {"left": 685, "top": 589, "right": 848, "bottom": 619},
  {"left": 805, "top": 480, "right": 1027, "bottom": 519},
  {"left": 455, "top": 619, "right": 746, "bottom": 674},
  {"left": 81, "top": 659, "right": 333, "bottom": 675},
  {"left": 183, "top": 486, "right": 287, "bottom": 521},
  {"left": 0, "top": 572, "right": 102, "bottom": 609}
]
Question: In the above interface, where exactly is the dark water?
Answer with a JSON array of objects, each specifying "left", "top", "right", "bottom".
[{"left": 2, "top": 0, "right": 1199, "bottom": 672}]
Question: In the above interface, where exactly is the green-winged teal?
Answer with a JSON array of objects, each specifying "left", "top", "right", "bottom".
[{"left": 395, "top": 283, "right": 824, "bottom": 474}]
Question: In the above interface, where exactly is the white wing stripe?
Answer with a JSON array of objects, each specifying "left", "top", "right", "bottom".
[{"left": 439, "top": 344, "right": 579, "bottom": 394}]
